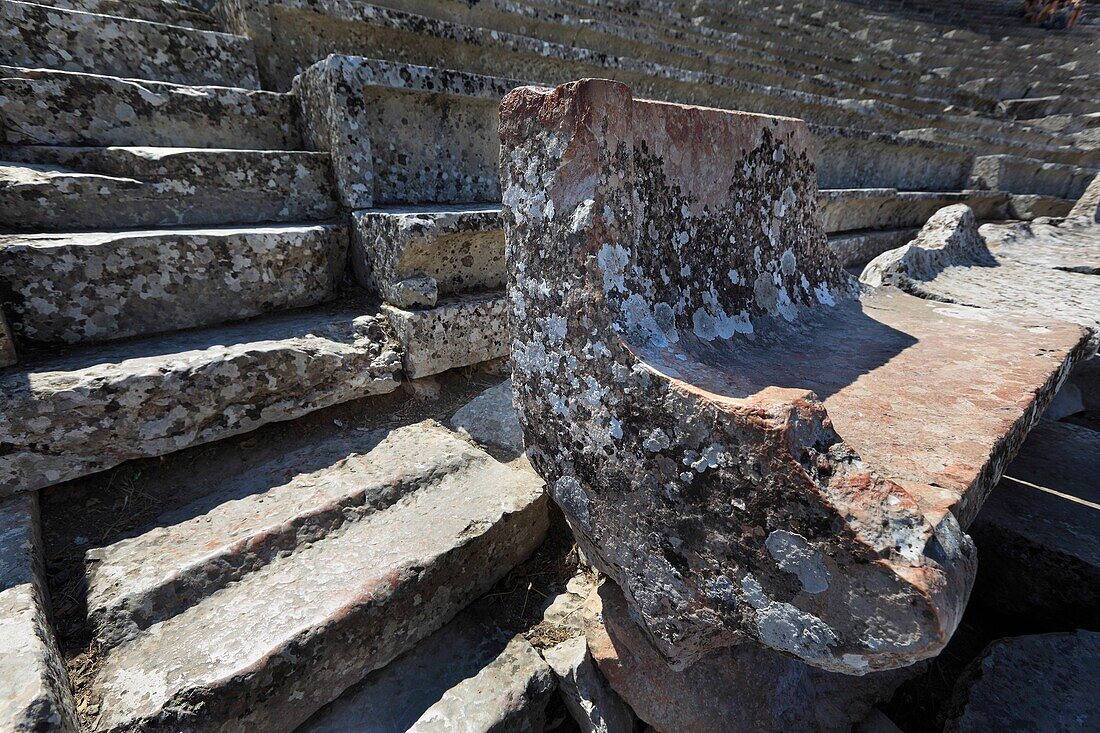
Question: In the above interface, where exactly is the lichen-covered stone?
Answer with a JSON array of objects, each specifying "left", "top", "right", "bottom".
[
  {"left": 451, "top": 378, "right": 524, "bottom": 456},
  {"left": 944, "top": 631, "right": 1100, "bottom": 733},
  {"left": 0, "top": 308, "right": 15, "bottom": 367},
  {"left": 384, "top": 294, "right": 509, "bottom": 379},
  {"left": 969, "top": 420, "right": 1099, "bottom": 629},
  {"left": 300, "top": 610, "right": 554, "bottom": 733},
  {"left": 585, "top": 581, "right": 913, "bottom": 733},
  {"left": 501, "top": 79, "right": 1089, "bottom": 674},
  {"left": 0, "top": 147, "right": 339, "bottom": 231},
  {"left": 0, "top": 305, "right": 401, "bottom": 495},
  {"left": 293, "top": 55, "right": 522, "bottom": 208},
  {"left": 0, "top": 223, "right": 349, "bottom": 344},
  {"left": 0, "top": 493, "right": 79, "bottom": 733},
  {"left": 0, "top": 67, "right": 298, "bottom": 149},
  {"left": 0, "top": 0, "right": 260, "bottom": 87},
  {"left": 351, "top": 205, "right": 503, "bottom": 307},
  {"left": 85, "top": 420, "right": 548, "bottom": 733}
]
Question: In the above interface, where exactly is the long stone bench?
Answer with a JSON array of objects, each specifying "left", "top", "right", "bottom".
[
  {"left": 500, "top": 79, "right": 1089, "bottom": 676},
  {"left": 968, "top": 154, "right": 1097, "bottom": 200}
]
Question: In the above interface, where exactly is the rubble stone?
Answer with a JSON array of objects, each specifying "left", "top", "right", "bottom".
[
  {"left": 0, "top": 493, "right": 79, "bottom": 733},
  {"left": 451, "top": 378, "right": 525, "bottom": 456},
  {"left": 944, "top": 631, "right": 1100, "bottom": 733},
  {"left": 500, "top": 79, "right": 1088, "bottom": 674},
  {"left": 585, "top": 581, "right": 912, "bottom": 733}
]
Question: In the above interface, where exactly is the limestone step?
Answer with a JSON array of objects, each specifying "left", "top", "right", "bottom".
[
  {"left": 0, "top": 67, "right": 299, "bottom": 149},
  {"left": 0, "top": 147, "right": 339, "bottom": 231},
  {"left": 827, "top": 227, "right": 919, "bottom": 269},
  {"left": 351, "top": 204, "right": 503, "bottom": 308},
  {"left": 28, "top": 0, "right": 219, "bottom": 29},
  {"left": 968, "top": 154, "right": 1098, "bottom": 200},
  {"left": 82, "top": 420, "right": 548, "bottom": 733},
  {"left": 0, "top": 0, "right": 259, "bottom": 87},
  {"left": 297, "top": 607, "right": 554, "bottom": 733},
  {"left": 0, "top": 223, "right": 349, "bottom": 345},
  {"left": 817, "top": 188, "right": 1008, "bottom": 233},
  {"left": 0, "top": 492, "right": 79, "bottom": 733},
  {"left": 384, "top": 293, "right": 509, "bottom": 379},
  {"left": 0, "top": 302, "right": 402, "bottom": 495}
]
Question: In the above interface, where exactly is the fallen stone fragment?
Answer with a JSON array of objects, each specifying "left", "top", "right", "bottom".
[
  {"left": 299, "top": 610, "right": 554, "bottom": 733},
  {"left": 584, "top": 581, "right": 912, "bottom": 733},
  {"left": 384, "top": 294, "right": 509, "bottom": 379},
  {"left": 968, "top": 420, "right": 1099, "bottom": 628},
  {"left": 451, "top": 378, "right": 524, "bottom": 456},
  {"left": 500, "top": 79, "right": 1089, "bottom": 674},
  {"left": 944, "top": 631, "right": 1100, "bottom": 733},
  {"left": 0, "top": 493, "right": 79, "bottom": 733}
]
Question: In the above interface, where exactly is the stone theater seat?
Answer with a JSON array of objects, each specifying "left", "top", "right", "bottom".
[{"left": 499, "top": 79, "right": 1090, "bottom": 675}]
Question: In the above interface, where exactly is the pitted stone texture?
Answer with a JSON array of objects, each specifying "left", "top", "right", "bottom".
[
  {"left": 451, "top": 378, "right": 524, "bottom": 456},
  {"left": 817, "top": 188, "right": 1007, "bottom": 233},
  {"left": 501, "top": 79, "right": 1089, "bottom": 674},
  {"left": 0, "top": 309, "right": 15, "bottom": 366},
  {"left": 299, "top": 610, "right": 554, "bottom": 733},
  {"left": 0, "top": 223, "right": 349, "bottom": 344},
  {"left": 585, "top": 581, "right": 911, "bottom": 733},
  {"left": 294, "top": 55, "right": 521, "bottom": 208},
  {"left": 969, "top": 420, "right": 1099, "bottom": 629},
  {"left": 0, "top": 305, "right": 401, "bottom": 495},
  {"left": 828, "top": 228, "right": 919, "bottom": 268},
  {"left": 0, "top": 67, "right": 299, "bottom": 149},
  {"left": 384, "top": 293, "right": 509, "bottom": 379},
  {"left": 968, "top": 154, "right": 1096, "bottom": 199},
  {"left": 86, "top": 420, "right": 548, "bottom": 733},
  {"left": 863, "top": 205, "right": 1100, "bottom": 349},
  {"left": 0, "top": 0, "right": 259, "bottom": 88},
  {"left": 352, "top": 205, "right": 503, "bottom": 308},
  {"left": 0, "top": 147, "right": 339, "bottom": 231},
  {"left": 944, "top": 631, "right": 1100, "bottom": 733},
  {"left": 0, "top": 493, "right": 79, "bottom": 733}
]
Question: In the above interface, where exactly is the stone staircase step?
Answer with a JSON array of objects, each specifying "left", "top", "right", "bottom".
[
  {"left": 0, "top": 302, "right": 402, "bottom": 495},
  {"left": 0, "top": 223, "right": 349, "bottom": 344},
  {"left": 297, "top": 607, "right": 554, "bottom": 733},
  {"left": 0, "top": 492, "right": 79, "bottom": 733},
  {"left": 0, "top": 66, "right": 299, "bottom": 149},
  {"left": 0, "top": 0, "right": 259, "bottom": 87},
  {"left": 384, "top": 293, "right": 509, "bottom": 379},
  {"left": 82, "top": 420, "right": 548, "bottom": 733},
  {"left": 351, "top": 204, "right": 503, "bottom": 308},
  {"left": 28, "top": 0, "right": 219, "bottom": 29},
  {"left": 817, "top": 188, "right": 1008, "bottom": 233},
  {"left": 0, "top": 147, "right": 339, "bottom": 231}
]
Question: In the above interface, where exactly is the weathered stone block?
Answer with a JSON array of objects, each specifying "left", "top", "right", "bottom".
[
  {"left": 0, "top": 67, "right": 299, "bottom": 149},
  {"left": 0, "top": 223, "right": 349, "bottom": 344},
  {"left": 585, "top": 581, "right": 913, "bottom": 733},
  {"left": 351, "top": 205, "right": 503, "bottom": 307},
  {"left": 817, "top": 188, "right": 1008, "bottom": 233},
  {"left": 0, "top": 493, "right": 79, "bottom": 733},
  {"left": 451, "top": 378, "right": 524, "bottom": 456},
  {"left": 968, "top": 154, "right": 1096, "bottom": 199},
  {"left": 501, "top": 79, "right": 1088, "bottom": 674},
  {"left": 384, "top": 293, "right": 509, "bottom": 379},
  {"left": 0, "top": 0, "right": 260, "bottom": 87},
  {"left": 0, "top": 306, "right": 401, "bottom": 495},
  {"left": 293, "top": 55, "right": 521, "bottom": 208}
]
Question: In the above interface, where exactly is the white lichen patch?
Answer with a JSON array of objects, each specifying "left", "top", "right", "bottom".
[{"left": 764, "top": 530, "right": 830, "bottom": 594}]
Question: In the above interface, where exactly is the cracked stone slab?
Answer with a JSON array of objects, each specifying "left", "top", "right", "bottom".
[
  {"left": 0, "top": 223, "right": 349, "bottom": 344},
  {"left": 294, "top": 55, "right": 523, "bottom": 207},
  {"left": 0, "top": 0, "right": 260, "bottom": 88},
  {"left": 0, "top": 492, "right": 79, "bottom": 733},
  {"left": 944, "top": 631, "right": 1100, "bottom": 733},
  {"left": 85, "top": 420, "right": 548, "bottom": 733},
  {"left": 451, "top": 378, "right": 524, "bottom": 456},
  {"left": 862, "top": 205, "right": 1100, "bottom": 349},
  {"left": 298, "top": 609, "right": 554, "bottom": 733},
  {"left": 0, "top": 66, "right": 299, "bottom": 149},
  {"left": 352, "top": 204, "right": 504, "bottom": 308},
  {"left": 969, "top": 420, "right": 1100, "bottom": 629},
  {"left": 0, "top": 303, "right": 401, "bottom": 495},
  {"left": 500, "top": 79, "right": 1090, "bottom": 674},
  {"left": 0, "top": 146, "right": 339, "bottom": 231},
  {"left": 817, "top": 188, "right": 1008, "bottom": 233},
  {"left": 384, "top": 293, "right": 509, "bottom": 379},
  {"left": 584, "top": 580, "right": 913, "bottom": 733}
]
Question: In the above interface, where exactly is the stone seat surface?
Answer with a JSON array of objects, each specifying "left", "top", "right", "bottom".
[
  {"left": 0, "top": 0, "right": 260, "bottom": 88},
  {"left": 83, "top": 419, "right": 548, "bottom": 733},
  {"left": 0, "top": 302, "right": 402, "bottom": 495},
  {"left": 0, "top": 147, "right": 339, "bottom": 231},
  {"left": 30, "top": 0, "right": 220, "bottom": 28},
  {"left": 500, "top": 79, "right": 1090, "bottom": 676}
]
